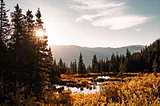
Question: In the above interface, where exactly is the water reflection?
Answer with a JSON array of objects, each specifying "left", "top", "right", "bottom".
[
  {"left": 54, "top": 76, "right": 109, "bottom": 94},
  {"left": 55, "top": 84, "right": 100, "bottom": 94}
]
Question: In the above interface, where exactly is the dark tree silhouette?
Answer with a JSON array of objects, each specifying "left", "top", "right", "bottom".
[
  {"left": 78, "top": 53, "right": 86, "bottom": 74},
  {"left": 92, "top": 55, "right": 98, "bottom": 73},
  {"left": 0, "top": 0, "right": 10, "bottom": 97},
  {"left": 10, "top": 4, "right": 26, "bottom": 94}
]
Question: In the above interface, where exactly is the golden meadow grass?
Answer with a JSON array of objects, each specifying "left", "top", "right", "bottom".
[{"left": 2, "top": 74, "right": 160, "bottom": 106}]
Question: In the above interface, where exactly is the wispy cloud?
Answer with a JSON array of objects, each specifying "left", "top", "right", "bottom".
[
  {"left": 71, "top": 0, "right": 125, "bottom": 10},
  {"left": 136, "top": 28, "right": 141, "bottom": 32},
  {"left": 92, "top": 16, "right": 150, "bottom": 30},
  {"left": 70, "top": 0, "right": 151, "bottom": 30}
]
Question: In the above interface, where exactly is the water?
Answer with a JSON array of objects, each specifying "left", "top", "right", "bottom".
[
  {"left": 55, "top": 84, "right": 100, "bottom": 94},
  {"left": 97, "top": 76, "right": 110, "bottom": 80},
  {"left": 54, "top": 76, "right": 109, "bottom": 94},
  {"left": 60, "top": 84, "right": 100, "bottom": 94}
]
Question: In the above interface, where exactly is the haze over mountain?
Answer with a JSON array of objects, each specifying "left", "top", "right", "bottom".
[{"left": 50, "top": 45, "right": 144, "bottom": 66}]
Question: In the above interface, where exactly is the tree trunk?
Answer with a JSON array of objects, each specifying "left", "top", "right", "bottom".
[{"left": 0, "top": 71, "right": 4, "bottom": 97}]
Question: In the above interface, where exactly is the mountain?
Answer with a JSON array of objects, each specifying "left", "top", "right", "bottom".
[{"left": 50, "top": 45, "right": 144, "bottom": 66}]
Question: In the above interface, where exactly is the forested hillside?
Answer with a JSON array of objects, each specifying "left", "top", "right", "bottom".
[{"left": 50, "top": 45, "right": 144, "bottom": 66}]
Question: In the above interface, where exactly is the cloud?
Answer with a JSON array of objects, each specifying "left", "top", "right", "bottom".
[
  {"left": 92, "top": 16, "right": 150, "bottom": 30},
  {"left": 71, "top": 0, "right": 151, "bottom": 30},
  {"left": 76, "top": 12, "right": 108, "bottom": 22},
  {"left": 136, "top": 28, "right": 141, "bottom": 32},
  {"left": 76, "top": 6, "right": 126, "bottom": 22},
  {"left": 71, "top": 0, "right": 125, "bottom": 10}
]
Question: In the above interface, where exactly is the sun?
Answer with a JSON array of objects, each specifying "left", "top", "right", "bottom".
[
  {"left": 44, "top": 23, "right": 66, "bottom": 45},
  {"left": 46, "top": 29, "right": 63, "bottom": 45},
  {"left": 36, "top": 29, "right": 45, "bottom": 37}
]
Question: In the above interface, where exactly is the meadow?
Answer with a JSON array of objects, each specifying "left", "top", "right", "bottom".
[{"left": 1, "top": 73, "right": 160, "bottom": 106}]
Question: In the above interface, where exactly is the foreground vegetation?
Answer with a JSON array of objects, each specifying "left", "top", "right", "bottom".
[{"left": 1, "top": 74, "right": 160, "bottom": 106}]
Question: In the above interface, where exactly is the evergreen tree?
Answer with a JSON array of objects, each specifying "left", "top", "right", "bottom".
[
  {"left": 87, "top": 65, "right": 92, "bottom": 72},
  {"left": 58, "top": 58, "right": 64, "bottom": 75},
  {"left": 0, "top": 0, "right": 10, "bottom": 45},
  {"left": 70, "top": 60, "right": 77, "bottom": 74},
  {"left": 78, "top": 53, "right": 85, "bottom": 74},
  {"left": 105, "top": 58, "right": 109, "bottom": 73},
  {"left": 10, "top": 4, "right": 26, "bottom": 91},
  {"left": 152, "top": 57, "right": 157, "bottom": 76},
  {"left": 70, "top": 61, "right": 74, "bottom": 74},
  {"left": 126, "top": 48, "right": 131, "bottom": 61},
  {"left": 44, "top": 47, "right": 53, "bottom": 83},
  {"left": 115, "top": 53, "right": 120, "bottom": 73},
  {"left": 23, "top": 9, "right": 36, "bottom": 94},
  {"left": 109, "top": 53, "right": 117, "bottom": 74},
  {"left": 73, "top": 59, "right": 77, "bottom": 74},
  {"left": 99, "top": 59, "right": 105, "bottom": 73},
  {"left": 92, "top": 55, "right": 98, "bottom": 73},
  {"left": 0, "top": 0, "right": 10, "bottom": 97},
  {"left": 34, "top": 8, "right": 53, "bottom": 97},
  {"left": 50, "top": 59, "right": 58, "bottom": 84},
  {"left": 118, "top": 59, "right": 125, "bottom": 77},
  {"left": 125, "top": 49, "right": 131, "bottom": 72}
]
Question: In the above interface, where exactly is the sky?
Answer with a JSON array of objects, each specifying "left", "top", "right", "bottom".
[{"left": 4, "top": 0, "right": 160, "bottom": 47}]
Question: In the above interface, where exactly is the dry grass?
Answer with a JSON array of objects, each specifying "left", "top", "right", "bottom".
[
  {"left": 3, "top": 73, "right": 160, "bottom": 106},
  {"left": 71, "top": 73, "right": 160, "bottom": 106}
]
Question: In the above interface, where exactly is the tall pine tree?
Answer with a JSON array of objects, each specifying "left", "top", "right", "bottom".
[
  {"left": 10, "top": 4, "right": 26, "bottom": 91},
  {"left": 35, "top": 8, "right": 53, "bottom": 96},
  {"left": 34, "top": 8, "right": 53, "bottom": 96},
  {"left": 0, "top": 0, "right": 10, "bottom": 97},
  {"left": 23, "top": 9, "right": 37, "bottom": 94},
  {"left": 92, "top": 55, "right": 98, "bottom": 73},
  {"left": 78, "top": 53, "right": 86, "bottom": 74}
]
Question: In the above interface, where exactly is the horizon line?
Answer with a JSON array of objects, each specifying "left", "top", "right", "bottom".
[{"left": 48, "top": 44, "right": 145, "bottom": 48}]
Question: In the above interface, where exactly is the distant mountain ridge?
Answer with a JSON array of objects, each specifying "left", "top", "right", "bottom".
[{"left": 50, "top": 45, "right": 144, "bottom": 66}]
